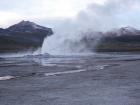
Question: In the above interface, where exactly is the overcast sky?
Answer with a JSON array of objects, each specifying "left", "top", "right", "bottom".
[{"left": 0, "top": 0, "right": 140, "bottom": 30}]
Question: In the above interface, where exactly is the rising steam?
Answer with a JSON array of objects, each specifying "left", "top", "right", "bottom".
[{"left": 41, "top": 0, "right": 140, "bottom": 55}]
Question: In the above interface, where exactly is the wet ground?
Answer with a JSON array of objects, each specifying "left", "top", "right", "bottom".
[{"left": 0, "top": 53, "right": 140, "bottom": 105}]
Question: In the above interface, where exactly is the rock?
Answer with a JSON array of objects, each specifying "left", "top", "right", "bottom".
[{"left": 0, "top": 21, "right": 53, "bottom": 53}]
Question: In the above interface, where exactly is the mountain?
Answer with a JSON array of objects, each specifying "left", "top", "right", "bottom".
[
  {"left": 0, "top": 21, "right": 53, "bottom": 53},
  {"left": 7, "top": 21, "right": 52, "bottom": 33},
  {"left": 76, "top": 27, "right": 140, "bottom": 52},
  {"left": 1, "top": 22, "right": 140, "bottom": 53},
  {"left": 96, "top": 27, "right": 140, "bottom": 52}
]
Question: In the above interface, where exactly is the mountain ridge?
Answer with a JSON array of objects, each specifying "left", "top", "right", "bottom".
[
  {"left": 78, "top": 26, "right": 140, "bottom": 52},
  {"left": 0, "top": 20, "right": 53, "bottom": 53},
  {"left": 1, "top": 21, "right": 140, "bottom": 53}
]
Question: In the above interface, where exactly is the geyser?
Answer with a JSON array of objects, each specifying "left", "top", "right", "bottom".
[
  {"left": 41, "top": 27, "right": 94, "bottom": 55},
  {"left": 41, "top": 0, "right": 140, "bottom": 55}
]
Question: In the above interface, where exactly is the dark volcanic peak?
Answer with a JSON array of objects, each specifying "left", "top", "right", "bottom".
[
  {"left": 18, "top": 20, "right": 35, "bottom": 25},
  {"left": 0, "top": 20, "right": 53, "bottom": 53},
  {"left": 16, "top": 20, "right": 48, "bottom": 29},
  {"left": 7, "top": 20, "right": 52, "bottom": 33}
]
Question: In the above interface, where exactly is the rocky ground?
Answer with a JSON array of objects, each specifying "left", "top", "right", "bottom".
[{"left": 0, "top": 54, "right": 140, "bottom": 105}]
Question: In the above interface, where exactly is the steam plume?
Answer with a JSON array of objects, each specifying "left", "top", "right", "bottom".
[{"left": 42, "top": 0, "right": 140, "bottom": 54}]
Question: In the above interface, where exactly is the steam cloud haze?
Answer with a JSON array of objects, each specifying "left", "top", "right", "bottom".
[
  {"left": 42, "top": 0, "right": 140, "bottom": 54},
  {"left": 0, "top": 0, "right": 140, "bottom": 54}
]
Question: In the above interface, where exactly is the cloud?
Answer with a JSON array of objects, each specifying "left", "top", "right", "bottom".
[
  {"left": 75, "top": 0, "right": 140, "bottom": 31},
  {"left": 0, "top": 11, "right": 22, "bottom": 28},
  {"left": 0, "top": 0, "right": 140, "bottom": 29},
  {"left": 0, "top": 0, "right": 100, "bottom": 18},
  {"left": 0, "top": 0, "right": 102, "bottom": 27}
]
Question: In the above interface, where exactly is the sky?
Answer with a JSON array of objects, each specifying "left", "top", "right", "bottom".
[
  {"left": 0, "top": 0, "right": 140, "bottom": 30},
  {"left": 0, "top": 0, "right": 106, "bottom": 27}
]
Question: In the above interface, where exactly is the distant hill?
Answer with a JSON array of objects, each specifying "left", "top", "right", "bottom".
[
  {"left": 0, "top": 21, "right": 53, "bottom": 53},
  {"left": 80, "top": 27, "right": 140, "bottom": 52}
]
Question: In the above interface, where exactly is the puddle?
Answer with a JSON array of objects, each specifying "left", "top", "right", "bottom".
[{"left": 0, "top": 76, "right": 15, "bottom": 81}]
